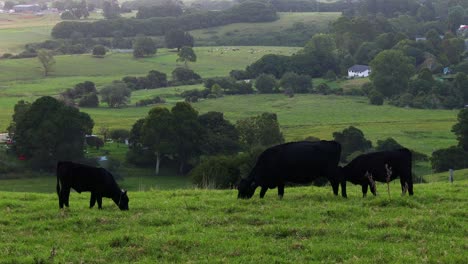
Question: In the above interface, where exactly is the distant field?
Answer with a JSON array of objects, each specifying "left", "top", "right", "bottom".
[
  {"left": 0, "top": 180, "right": 466, "bottom": 263},
  {"left": 0, "top": 13, "right": 60, "bottom": 54},
  {"left": 0, "top": 12, "right": 136, "bottom": 54},
  {"left": 1, "top": 86, "right": 457, "bottom": 157},
  {"left": 0, "top": 46, "right": 299, "bottom": 130},
  {"left": 191, "top": 12, "right": 341, "bottom": 46}
]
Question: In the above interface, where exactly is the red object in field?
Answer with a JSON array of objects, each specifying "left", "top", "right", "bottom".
[{"left": 18, "top": 155, "right": 26, "bottom": 161}]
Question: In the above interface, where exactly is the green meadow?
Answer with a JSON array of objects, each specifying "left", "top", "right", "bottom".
[
  {"left": 191, "top": 12, "right": 341, "bottom": 45},
  {"left": 0, "top": 180, "right": 466, "bottom": 263}
]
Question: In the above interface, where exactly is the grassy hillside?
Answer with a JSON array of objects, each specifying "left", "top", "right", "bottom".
[
  {"left": 0, "top": 11, "right": 339, "bottom": 54},
  {"left": 0, "top": 13, "right": 60, "bottom": 54},
  {"left": 0, "top": 46, "right": 299, "bottom": 131},
  {"left": 191, "top": 12, "right": 341, "bottom": 46},
  {"left": 0, "top": 181, "right": 466, "bottom": 263}
]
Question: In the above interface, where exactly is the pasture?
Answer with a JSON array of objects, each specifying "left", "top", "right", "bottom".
[
  {"left": 0, "top": 13, "right": 60, "bottom": 54},
  {"left": 0, "top": 180, "right": 466, "bottom": 263},
  {"left": 191, "top": 12, "right": 341, "bottom": 46}
]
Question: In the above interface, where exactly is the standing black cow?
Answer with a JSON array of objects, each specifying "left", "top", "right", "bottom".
[
  {"left": 340, "top": 148, "right": 413, "bottom": 197},
  {"left": 237, "top": 141, "right": 345, "bottom": 199},
  {"left": 56, "top": 161, "right": 129, "bottom": 210}
]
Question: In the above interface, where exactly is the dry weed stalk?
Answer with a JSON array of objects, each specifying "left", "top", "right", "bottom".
[
  {"left": 365, "top": 171, "right": 376, "bottom": 195},
  {"left": 385, "top": 163, "right": 392, "bottom": 198}
]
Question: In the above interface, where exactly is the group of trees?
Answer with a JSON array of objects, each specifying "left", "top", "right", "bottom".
[
  {"left": 51, "top": 1, "right": 277, "bottom": 38},
  {"left": 127, "top": 102, "right": 283, "bottom": 180},
  {"left": 7, "top": 97, "right": 94, "bottom": 170},
  {"left": 61, "top": 81, "right": 99, "bottom": 107},
  {"left": 431, "top": 108, "right": 468, "bottom": 172}
]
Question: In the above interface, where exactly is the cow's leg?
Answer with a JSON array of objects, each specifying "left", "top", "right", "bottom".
[
  {"left": 61, "top": 187, "right": 71, "bottom": 207},
  {"left": 278, "top": 185, "right": 285, "bottom": 199},
  {"left": 341, "top": 179, "right": 347, "bottom": 198},
  {"left": 362, "top": 184, "right": 368, "bottom": 197},
  {"left": 90, "top": 192, "right": 96, "bottom": 208},
  {"left": 97, "top": 195, "right": 103, "bottom": 209},
  {"left": 401, "top": 177, "right": 414, "bottom": 196},
  {"left": 408, "top": 177, "right": 414, "bottom": 196},
  {"left": 58, "top": 189, "right": 64, "bottom": 209},
  {"left": 259, "top": 187, "right": 268, "bottom": 198}
]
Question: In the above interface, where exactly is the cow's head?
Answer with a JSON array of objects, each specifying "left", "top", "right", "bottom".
[
  {"left": 118, "top": 190, "right": 129, "bottom": 210},
  {"left": 237, "top": 178, "right": 256, "bottom": 199}
]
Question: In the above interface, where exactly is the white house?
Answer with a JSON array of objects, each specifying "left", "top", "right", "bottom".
[{"left": 348, "top": 65, "right": 371, "bottom": 78}]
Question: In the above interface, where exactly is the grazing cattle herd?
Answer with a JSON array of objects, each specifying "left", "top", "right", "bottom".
[{"left": 55, "top": 141, "right": 413, "bottom": 210}]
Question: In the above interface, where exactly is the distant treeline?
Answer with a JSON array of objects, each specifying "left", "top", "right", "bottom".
[
  {"left": 52, "top": 1, "right": 277, "bottom": 38},
  {"left": 270, "top": 0, "right": 350, "bottom": 12}
]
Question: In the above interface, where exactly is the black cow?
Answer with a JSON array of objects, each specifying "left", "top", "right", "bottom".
[
  {"left": 237, "top": 140, "right": 345, "bottom": 199},
  {"left": 340, "top": 148, "right": 413, "bottom": 197},
  {"left": 56, "top": 161, "right": 129, "bottom": 210}
]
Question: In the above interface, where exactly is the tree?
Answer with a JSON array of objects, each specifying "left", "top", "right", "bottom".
[
  {"left": 146, "top": 70, "right": 168, "bottom": 88},
  {"left": 198, "top": 111, "right": 240, "bottom": 156},
  {"left": 255, "top": 74, "right": 278, "bottom": 94},
  {"left": 177, "top": 46, "right": 197, "bottom": 68},
  {"left": 369, "top": 50, "right": 414, "bottom": 97},
  {"left": 37, "top": 49, "right": 56, "bottom": 76},
  {"left": 452, "top": 108, "right": 468, "bottom": 151},
  {"left": 236, "top": 112, "right": 283, "bottom": 149},
  {"left": 448, "top": 5, "right": 465, "bottom": 32},
  {"left": 431, "top": 146, "right": 468, "bottom": 172},
  {"left": 140, "top": 107, "right": 174, "bottom": 175},
  {"left": 454, "top": 73, "right": 468, "bottom": 104},
  {"left": 171, "top": 102, "right": 205, "bottom": 174},
  {"left": 368, "top": 89, "right": 384, "bottom": 105},
  {"left": 133, "top": 36, "right": 157, "bottom": 58},
  {"left": 280, "top": 72, "right": 312, "bottom": 93},
  {"left": 375, "top": 138, "right": 404, "bottom": 151},
  {"left": 172, "top": 67, "right": 201, "bottom": 82},
  {"left": 333, "top": 126, "right": 372, "bottom": 161},
  {"left": 109, "top": 129, "right": 129, "bottom": 144},
  {"left": 92, "top": 45, "right": 106, "bottom": 57},
  {"left": 12, "top": 96, "right": 93, "bottom": 170},
  {"left": 246, "top": 54, "right": 290, "bottom": 78},
  {"left": 61, "top": 10, "right": 77, "bottom": 20},
  {"left": 100, "top": 81, "right": 131, "bottom": 108},
  {"left": 103, "top": 0, "right": 121, "bottom": 19},
  {"left": 7, "top": 100, "right": 31, "bottom": 137},
  {"left": 165, "top": 30, "right": 194, "bottom": 51}
]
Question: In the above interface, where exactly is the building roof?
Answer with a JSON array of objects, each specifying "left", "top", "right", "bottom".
[{"left": 348, "top": 65, "right": 370, "bottom": 72}]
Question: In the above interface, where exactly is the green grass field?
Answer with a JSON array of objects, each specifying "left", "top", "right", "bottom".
[
  {"left": 0, "top": 180, "right": 466, "bottom": 263},
  {"left": 191, "top": 12, "right": 341, "bottom": 46}
]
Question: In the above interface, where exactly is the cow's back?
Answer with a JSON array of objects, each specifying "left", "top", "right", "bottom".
[
  {"left": 253, "top": 141, "right": 341, "bottom": 185},
  {"left": 57, "top": 161, "right": 108, "bottom": 193},
  {"left": 344, "top": 148, "right": 412, "bottom": 182}
]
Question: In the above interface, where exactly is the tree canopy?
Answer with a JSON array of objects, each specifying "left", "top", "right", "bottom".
[
  {"left": 12, "top": 96, "right": 93, "bottom": 170},
  {"left": 369, "top": 50, "right": 415, "bottom": 97}
]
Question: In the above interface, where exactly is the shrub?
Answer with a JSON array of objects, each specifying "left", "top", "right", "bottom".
[
  {"left": 78, "top": 93, "right": 99, "bottom": 107},
  {"left": 431, "top": 146, "right": 468, "bottom": 172},
  {"left": 255, "top": 74, "right": 278, "bottom": 93},
  {"left": 60, "top": 11, "right": 77, "bottom": 20},
  {"left": 172, "top": 67, "right": 201, "bottom": 83},
  {"left": 368, "top": 89, "right": 384, "bottom": 105},
  {"left": 324, "top": 70, "right": 337, "bottom": 81},
  {"left": 92, "top": 45, "right": 106, "bottom": 57},
  {"left": 315, "top": 83, "right": 331, "bottom": 95}
]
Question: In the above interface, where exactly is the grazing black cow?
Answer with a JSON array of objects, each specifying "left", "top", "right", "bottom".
[
  {"left": 237, "top": 140, "right": 345, "bottom": 199},
  {"left": 340, "top": 148, "right": 413, "bottom": 197},
  {"left": 56, "top": 161, "right": 129, "bottom": 210}
]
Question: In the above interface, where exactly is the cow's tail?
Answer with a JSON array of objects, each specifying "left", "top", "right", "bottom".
[{"left": 56, "top": 162, "right": 61, "bottom": 198}]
